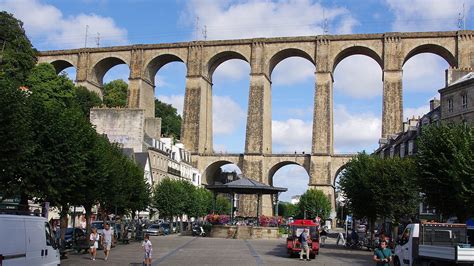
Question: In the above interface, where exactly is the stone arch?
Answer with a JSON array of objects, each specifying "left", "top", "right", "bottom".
[
  {"left": 268, "top": 161, "right": 309, "bottom": 186},
  {"left": 143, "top": 54, "right": 186, "bottom": 85},
  {"left": 49, "top": 59, "right": 76, "bottom": 74},
  {"left": 268, "top": 48, "right": 315, "bottom": 77},
  {"left": 90, "top": 56, "right": 129, "bottom": 85},
  {"left": 207, "top": 51, "right": 249, "bottom": 81},
  {"left": 203, "top": 160, "right": 242, "bottom": 185},
  {"left": 332, "top": 45, "right": 383, "bottom": 72},
  {"left": 403, "top": 44, "right": 457, "bottom": 67},
  {"left": 332, "top": 163, "right": 348, "bottom": 188}
]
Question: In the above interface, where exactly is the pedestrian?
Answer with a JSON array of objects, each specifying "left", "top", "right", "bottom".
[
  {"left": 299, "top": 228, "right": 310, "bottom": 261},
  {"left": 373, "top": 240, "right": 392, "bottom": 266},
  {"left": 89, "top": 228, "right": 99, "bottom": 261},
  {"left": 320, "top": 227, "right": 328, "bottom": 247},
  {"left": 142, "top": 234, "right": 153, "bottom": 266},
  {"left": 101, "top": 223, "right": 114, "bottom": 261}
]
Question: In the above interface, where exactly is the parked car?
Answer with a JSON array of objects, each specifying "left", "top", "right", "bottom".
[
  {"left": 143, "top": 224, "right": 162, "bottom": 236},
  {"left": 64, "top": 227, "right": 88, "bottom": 251},
  {"left": 160, "top": 223, "right": 171, "bottom": 235}
]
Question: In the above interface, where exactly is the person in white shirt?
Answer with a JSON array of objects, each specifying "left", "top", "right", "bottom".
[
  {"left": 101, "top": 223, "right": 114, "bottom": 261},
  {"left": 89, "top": 228, "right": 99, "bottom": 260},
  {"left": 142, "top": 234, "right": 153, "bottom": 266}
]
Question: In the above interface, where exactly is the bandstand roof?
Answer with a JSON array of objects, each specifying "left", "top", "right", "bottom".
[{"left": 205, "top": 177, "right": 287, "bottom": 194}]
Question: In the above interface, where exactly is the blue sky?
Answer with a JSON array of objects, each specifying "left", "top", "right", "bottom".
[{"left": 2, "top": 0, "right": 472, "bottom": 202}]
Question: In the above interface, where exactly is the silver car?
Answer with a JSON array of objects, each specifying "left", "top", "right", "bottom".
[{"left": 143, "top": 224, "right": 162, "bottom": 236}]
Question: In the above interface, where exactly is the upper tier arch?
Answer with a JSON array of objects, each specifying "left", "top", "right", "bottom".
[
  {"left": 268, "top": 48, "right": 315, "bottom": 77},
  {"left": 90, "top": 56, "right": 129, "bottom": 85},
  {"left": 332, "top": 45, "right": 383, "bottom": 72},
  {"left": 144, "top": 54, "right": 186, "bottom": 85},
  {"left": 403, "top": 43, "right": 457, "bottom": 67},
  {"left": 206, "top": 51, "right": 249, "bottom": 81},
  {"left": 49, "top": 59, "right": 76, "bottom": 74}
]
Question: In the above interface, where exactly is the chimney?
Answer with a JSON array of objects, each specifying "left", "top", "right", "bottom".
[{"left": 430, "top": 98, "right": 440, "bottom": 111}]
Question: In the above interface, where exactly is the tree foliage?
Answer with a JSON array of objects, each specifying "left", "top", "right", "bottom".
[
  {"left": 278, "top": 202, "right": 298, "bottom": 218},
  {"left": 155, "top": 99, "right": 182, "bottom": 139},
  {"left": 103, "top": 79, "right": 128, "bottom": 107},
  {"left": 74, "top": 86, "right": 102, "bottom": 118},
  {"left": 214, "top": 194, "right": 231, "bottom": 215},
  {"left": 297, "top": 189, "right": 331, "bottom": 219},
  {"left": 0, "top": 11, "right": 37, "bottom": 86},
  {"left": 340, "top": 153, "right": 419, "bottom": 228},
  {"left": 416, "top": 124, "right": 474, "bottom": 222},
  {"left": 188, "top": 187, "right": 213, "bottom": 218}
]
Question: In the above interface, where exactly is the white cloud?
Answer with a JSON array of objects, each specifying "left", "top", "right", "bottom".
[
  {"left": 213, "top": 60, "right": 249, "bottom": 81},
  {"left": 213, "top": 95, "right": 246, "bottom": 135},
  {"left": 0, "top": 0, "right": 128, "bottom": 49},
  {"left": 334, "top": 55, "right": 383, "bottom": 99},
  {"left": 156, "top": 95, "right": 185, "bottom": 116},
  {"left": 386, "top": 0, "right": 472, "bottom": 32},
  {"left": 333, "top": 104, "right": 381, "bottom": 153},
  {"left": 272, "top": 57, "right": 315, "bottom": 86},
  {"left": 404, "top": 105, "right": 430, "bottom": 120},
  {"left": 403, "top": 54, "right": 448, "bottom": 93},
  {"left": 182, "top": 0, "right": 357, "bottom": 40},
  {"left": 272, "top": 119, "right": 312, "bottom": 153},
  {"left": 272, "top": 165, "right": 310, "bottom": 202}
]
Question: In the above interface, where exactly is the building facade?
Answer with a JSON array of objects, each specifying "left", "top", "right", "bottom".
[{"left": 439, "top": 72, "right": 474, "bottom": 125}]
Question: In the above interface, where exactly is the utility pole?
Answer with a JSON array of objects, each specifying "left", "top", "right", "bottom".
[
  {"left": 195, "top": 17, "right": 200, "bottom": 40},
  {"left": 202, "top": 25, "right": 207, "bottom": 40},
  {"left": 96, "top": 32, "right": 100, "bottom": 48}
]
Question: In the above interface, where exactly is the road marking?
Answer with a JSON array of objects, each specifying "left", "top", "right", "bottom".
[
  {"left": 244, "top": 240, "right": 264, "bottom": 266},
  {"left": 153, "top": 237, "right": 198, "bottom": 265}
]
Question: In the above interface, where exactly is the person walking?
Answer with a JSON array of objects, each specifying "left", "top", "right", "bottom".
[
  {"left": 89, "top": 228, "right": 99, "bottom": 260},
  {"left": 373, "top": 240, "right": 392, "bottom": 266},
  {"left": 142, "top": 234, "right": 153, "bottom": 266},
  {"left": 299, "top": 228, "right": 310, "bottom": 261},
  {"left": 101, "top": 223, "right": 114, "bottom": 261},
  {"left": 320, "top": 227, "right": 328, "bottom": 247}
]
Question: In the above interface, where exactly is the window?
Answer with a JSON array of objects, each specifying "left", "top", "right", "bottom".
[
  {"left": 447, "top": 98, "right": 454, "bottom": 112},
  {"left": 462, "top": 94, "right": 468, "bottom": 109},
  {"left": 45, "top": 222, "right": 53, "bottom": 246}
]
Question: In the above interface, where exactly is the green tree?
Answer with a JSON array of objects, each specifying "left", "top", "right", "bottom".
[
  {"left": 0, "top": 12, "right": 36, "bottom": 202},
  {"left": 416, "top": 124, "right": 474, "bottom": 222},
  {"left": 297, "top": 189, "right": 331, "bottom": 219},
  {"left": 152, "top": 178, "right": 185, "bottom": 225},
  {"left": 278, "top": 202, "right": 298, "bottom": 218},
  {"left": 103, "top": 79, "right": 128, "bottom": 107},
  {"left": 214, "top": 194, "right": 231, "bottom": 215},
  {"left": 0, "top": 82, "right": 33, "bottom": 201},
  {"left": 340, "top": 153, "right": 420, "bottom": 238},
  {"left": 155, "top": 99, "right": 182, "bottom": 139},
  {"left": 0, "top": 11, "right": 37, "bottom": 86},
  {"left": 188, "top": 187, "right": 213, "bottom": 218},
  {"left": 26, "top": 63, "right": 76, "bottom": 108},
  {"left": 74, "top": 86, "right": 102, "bottom": 118}
]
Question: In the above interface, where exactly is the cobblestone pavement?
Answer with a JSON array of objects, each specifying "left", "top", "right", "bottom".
[{"left": 61, "top": 234, "right": 374, "bottom": 266}]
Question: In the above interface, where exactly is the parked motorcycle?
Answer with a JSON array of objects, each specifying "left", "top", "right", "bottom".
[{"left": 192, "top": 224, "right": 206, "bottom": 237}]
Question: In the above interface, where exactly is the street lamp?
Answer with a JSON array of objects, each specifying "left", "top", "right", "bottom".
[{"left": 336, "top": 195, "right": 346, "bottom": 227}]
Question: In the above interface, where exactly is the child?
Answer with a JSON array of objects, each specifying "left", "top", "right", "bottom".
[
  {"left": 89, "top": 228, "right": 99, "bottom": 260},
  {"left": 142, "top": 234, "right": 153, "bottom": 266}
]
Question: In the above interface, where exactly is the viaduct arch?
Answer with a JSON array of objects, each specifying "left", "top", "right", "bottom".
[{"left": 38, "top": 31, "right": 474, "bottom": 217}]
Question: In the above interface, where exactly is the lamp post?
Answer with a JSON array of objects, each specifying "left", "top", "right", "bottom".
[{"left": 336, "top": 195, "right": 346, "bottom": 228}]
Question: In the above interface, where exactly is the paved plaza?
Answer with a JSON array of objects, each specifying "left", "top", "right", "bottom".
[{"left": 61, "top": 234, "right": 373, "bottom": 266}]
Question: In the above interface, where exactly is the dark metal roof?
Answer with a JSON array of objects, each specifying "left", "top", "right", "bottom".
[
  {"left": 134, "top": 152, "right": 149, "bottom": 169},
  {"left": 206, "top": 177, "right": 287, "bottom": 194}
]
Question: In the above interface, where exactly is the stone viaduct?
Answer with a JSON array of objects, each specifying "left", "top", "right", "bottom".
[{"left": 38, "top": 30, "right": 474, "bottom": 217}]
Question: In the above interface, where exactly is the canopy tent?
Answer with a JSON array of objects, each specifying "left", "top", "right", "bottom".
[{"left": 206, "top": 177, "right": 287, "bottom": 226}]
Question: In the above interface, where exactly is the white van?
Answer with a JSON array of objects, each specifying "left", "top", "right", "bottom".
[{"left": 0, "top": 214, "right": 60, "bottom": 266}]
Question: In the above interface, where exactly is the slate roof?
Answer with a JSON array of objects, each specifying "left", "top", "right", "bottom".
[
  {"left": 134, "top": 152, "right": 149, "bottom": 169},
  {"left": 206, "top": 177, "right": 287, "bottom": 194}
]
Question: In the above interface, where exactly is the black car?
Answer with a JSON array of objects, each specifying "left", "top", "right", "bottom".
[{"left": 64, "top": 228, "right": 89, "bottom": 251}]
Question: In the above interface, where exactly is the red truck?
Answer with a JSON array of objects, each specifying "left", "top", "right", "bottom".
[{"left": 286, "top": 219, "right": 320, "bottom": 258}]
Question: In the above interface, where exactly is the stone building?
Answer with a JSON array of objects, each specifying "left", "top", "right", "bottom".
[
  {"left": 148, "top": 138, "right": 201, "bottom": 187},
  {"left": 439, "top": 72, "right": 474, "bottom": 125}
]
